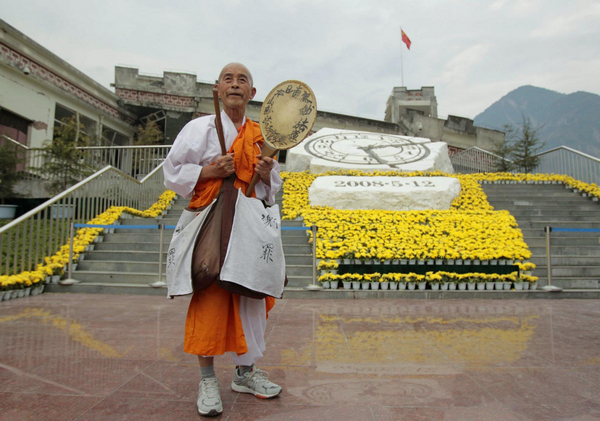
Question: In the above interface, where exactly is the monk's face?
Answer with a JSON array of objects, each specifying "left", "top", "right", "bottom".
[{"left": 216, "top": 63, "right": 256, "bottom": 112}]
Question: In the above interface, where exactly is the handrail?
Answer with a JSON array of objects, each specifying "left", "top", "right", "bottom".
[
  {"left": 139, "top": 161, "right": 166, "bottom": 183},
  {"left": 452, "top": 146, "right": 506, "bottom": 160},
  {"left": 78, "top": 145, "right": 172, "bottom": 150},
  {"left": 0, "top": 134, "right": 30, "bottom": 149},
  {"left": 0, "top": 163, "right": 166, "bottom": 276},
  {"left": 450, "top": 146, "right": 510, "bottom": 174},
  {"left": 2, "top": 134, "right": 173, "bottom": 183},
  {"left": 451, "top": 144, "right": 600, "bottom": 185},
  {"left": 537, "top": 145, "right": 600, "bottom": 163},
  {"left": 0, "top": 165, "right": 139, "bottom": 234}
]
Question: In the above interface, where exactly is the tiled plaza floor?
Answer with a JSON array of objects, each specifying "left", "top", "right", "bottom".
[{"left": 1, "top": 294, "right": 599, "bottom": 420}]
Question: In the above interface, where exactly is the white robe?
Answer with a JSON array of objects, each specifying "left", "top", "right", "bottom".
[
  {"left": 163, "top": 112, "right": 281, "bottom": 365},
  {"left": 163, "top": 111, "right": 281, "bottom": 204}
]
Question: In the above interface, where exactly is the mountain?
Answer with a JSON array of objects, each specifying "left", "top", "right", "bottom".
[{"left": 474, "top": 86, "right": 600, "bottom": 158}]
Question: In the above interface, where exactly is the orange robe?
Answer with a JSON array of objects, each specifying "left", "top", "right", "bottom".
[{"left": 184, "top": 119, "right": 276, "bottom": 356}]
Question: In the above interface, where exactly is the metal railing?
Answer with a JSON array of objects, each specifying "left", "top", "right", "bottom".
[
  {"left": 1, "top": 135, "right": 171, "bottom": 182},
  {"left": 0, "top": 164, "right": 166, "bottom": 276},
  {"left": 451, "top": 145, "right": 600, "bottom": 185},
  {"left": 78, "top": 145, "right": 171, "bottom": 179},
  {"left": 450, "top": 147, "right": 509, "bottom": 174},
  {"left": 535, "top": 146, "right": 600, "bottom": 186}
]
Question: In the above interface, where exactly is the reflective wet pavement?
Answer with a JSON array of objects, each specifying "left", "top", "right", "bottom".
[{"left": 1, "top": 294, "right": 599, "bottom": 420}]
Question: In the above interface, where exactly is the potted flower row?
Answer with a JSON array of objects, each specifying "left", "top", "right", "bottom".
[
  {"left": 333, "top": 258, "right": 522, "bottom": 266},
  {"left": 0, "top": 272, "right": 45, "bottom": 301},
  {"left": 317, "top": 260, "right": 339, "bottom": 276},
  {"left": 317, "top": 271, "right": 539, "bottom": 291}
]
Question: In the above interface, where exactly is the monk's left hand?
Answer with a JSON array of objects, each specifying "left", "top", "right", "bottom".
[{"left": 255, "top": 155, "right": 274, "bottom": 185}]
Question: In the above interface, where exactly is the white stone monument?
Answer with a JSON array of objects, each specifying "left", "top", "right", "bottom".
[
  {"left": 286, "top": 128, "right": 453, "bottom": 174},
  {"left": 308, "top": 176, "right": 461, "bottom": 211}
]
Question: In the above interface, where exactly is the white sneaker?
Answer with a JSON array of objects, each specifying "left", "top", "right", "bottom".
[
  {"left": 231, "top": 367, "right": 282, "bottom": 399},
  {"left": 197, "top": 377, "right": 223, "bottom": 417}
]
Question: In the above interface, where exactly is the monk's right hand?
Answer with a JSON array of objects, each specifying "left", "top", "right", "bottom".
[{"left": 212, "top": 153, "right": 235, "bottom": 178}]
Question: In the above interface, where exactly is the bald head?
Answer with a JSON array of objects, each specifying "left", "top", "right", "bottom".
[
  {"left": 218, "top": 62, "right": 253, "bottom": 87},
  {"left": 215, "top": 62, "right": 256, "bottom": 116}
]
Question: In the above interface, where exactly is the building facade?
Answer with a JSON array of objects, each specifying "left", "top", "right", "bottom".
[
  {"left": 0, "top": 20, "right": 135, "bottom": 150},
  {"left": 1, "top": 18, "right": 504, "bottom": 187},
  {"left": 384, "top": 87, "right": 505, "bottom": 155}
]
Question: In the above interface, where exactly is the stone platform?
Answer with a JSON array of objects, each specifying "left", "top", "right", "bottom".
[
  {"left": 285, "top": 128, "right": 454, "bottom": 174},
  {"left": 308, "top": 176, "right": 461, "bottom": 211},
  {"left": 1, "top": 293, "right": 599, "bottom": 420}
]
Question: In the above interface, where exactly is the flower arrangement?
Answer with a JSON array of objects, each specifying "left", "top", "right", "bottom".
[
  {"left": 364, "top": 272, "right": 381, "bottom": 282},
  {"left": 317, "top": 260, "right": 339, "bottom": 270},
  {"left": 282, "top": 170, "right": 600, "bottom": 266},
  {"left": 316, "top": 270, "right": 536, "bottom": 291}
]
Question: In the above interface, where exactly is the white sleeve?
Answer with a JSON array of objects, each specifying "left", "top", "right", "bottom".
[
  {"left": 254, "top": 160, "right": 282, "bottom": 205},
  {"left": 163, "top": 120, "right": 209, "bottom": 198}
]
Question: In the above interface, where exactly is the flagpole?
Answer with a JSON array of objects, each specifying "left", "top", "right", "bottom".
[{"left": 400, "top": 27, "right": 404, "bottom": 87}]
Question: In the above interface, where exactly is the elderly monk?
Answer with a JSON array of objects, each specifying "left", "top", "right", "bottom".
[{"left": 163, "top": 63, "right": 282, "bottom": 417}]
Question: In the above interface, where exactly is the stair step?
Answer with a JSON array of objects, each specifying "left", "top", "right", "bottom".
[
  {"left": 284, "top": 255, "right": 314, "bottom": 265},
  {"left": 71, "top": 271, "right": 161, "bottom": 284},
  {"left": 77, "top": 260, "right": 161, "bottom": 273},
  {"left": 491, "top": 205, "right": 600, "bottom": 211},
  {"left": 532, "top": 277, "right": 599, "bottom": 289},
  {"left": 283, "top": 243, "right": 312, "bottom": 251},
  {"left": 529, "top": 256, "right": 600, "bottom": 265},
  {"left": 507, "top": 211, "right": 600, "bottom": 217},
  {"left": 285, "top": 275, "right": 315, "bottom": 288},
  {"left": 518, "top": 222, "right": 600, "bottom": 229},
  {"left": 528, "top": 246, "right": 600, "bottom": 255},
  {"left": 85, "top": 251, "right": 162, "bottom": 261},
  {"left": 532, "top": 266, "right": 600, "bottom": 277},
  {"left": 520, "top": 229, "right": 600, "bottom": 238},
  {"left": 525, "top": 237, "right": 600, "bottom": 246},
  {"left": 95, "top": 242, "right": 165, "bottom": 251}
]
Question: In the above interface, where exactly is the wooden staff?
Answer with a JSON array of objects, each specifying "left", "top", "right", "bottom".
[
  {"left": 212, "top": 88, "right": 227, "bottom": 156},
  {"left": 245, "top": 145, "right": 278, "bottom": 197}
]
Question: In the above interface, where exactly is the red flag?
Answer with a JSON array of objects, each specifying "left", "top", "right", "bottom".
[{"left": 401, "top": 29, "right": 411, "bottom": 50}]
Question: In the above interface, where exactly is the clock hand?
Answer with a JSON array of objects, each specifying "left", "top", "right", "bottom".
[{"left": 357, "top": 144, "right": 399, "bottom": 168}]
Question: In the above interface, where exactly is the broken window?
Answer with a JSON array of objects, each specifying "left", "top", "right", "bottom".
[{"left": 102, "top": 126, "right": 129, "bottom": 146}]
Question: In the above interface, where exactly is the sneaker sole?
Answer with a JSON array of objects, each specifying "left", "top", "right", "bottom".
[
  {"left": 198, "top": 408, "right": 222, "bottom": 417},
  {"left": 231, "top": 382, "right": 282, "bottom": 399}
]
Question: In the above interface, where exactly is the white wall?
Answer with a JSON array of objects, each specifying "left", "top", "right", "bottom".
[
  {"left": 0, "top": 66, "right": 133, "bottom": 148},
  {"left": 0, "top": 66, "right": 53, "bottom": 147}
]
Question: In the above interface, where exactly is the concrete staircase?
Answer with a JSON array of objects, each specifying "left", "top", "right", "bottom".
[
  {"left": 50, "top": 180, "right": 599, "bottom": 297},
  {"left": 56, "top": 189, "right": 314, "bottom": 294},
  {"left": 481, "top": 183, "right": 600, "bottom": 290}
]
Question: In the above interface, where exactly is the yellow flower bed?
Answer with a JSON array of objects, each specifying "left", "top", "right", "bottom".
[
  {"left": 282, "top": 170, "right": 527, "bottom": 261},
  {"left": 0, "top": 190, "right": 176, "bottom": 292},
  {"left": 474, "top": 172, "right": 600, "bottom": 199},
  {"left": 319, "top": 271, "right": 539, "bottom": 284},
  {"left": 282, "top": 170, "right": 598, "bottom": 265}
]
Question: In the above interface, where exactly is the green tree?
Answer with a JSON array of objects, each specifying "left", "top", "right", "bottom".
[
  {"left": 132, "top": 120, "right": 164, "bottom": 177},
  {"left": 510, "top": 115, "right": 545, "bottom": 174},
  {"left": 135, "top": 120, "right": 164, "bottom": 146},
  {"left": 36, "top": 116, "right": 93, "bottom": 195},
  {"left": 0, "top": 142, "right": 25, "bottom": 204},
  {"left": 491, "top": 124, "right": 515, "bottom": 172}
]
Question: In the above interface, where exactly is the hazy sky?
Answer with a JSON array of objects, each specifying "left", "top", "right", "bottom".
[{"left": 2, "top": 0, "right": 599, "bottom": 120}]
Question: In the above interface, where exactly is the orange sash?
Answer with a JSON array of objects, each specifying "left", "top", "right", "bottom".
[
  {"left": 184, "top": 118, "right": 275, "bottom": 357},
  {"left": 188, "top": 119, "right": 263, "bottom": 209}
]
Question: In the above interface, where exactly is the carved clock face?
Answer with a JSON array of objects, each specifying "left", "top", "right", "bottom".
[{"left": 304, "top": 132, "right": 430, "bottom": 168}]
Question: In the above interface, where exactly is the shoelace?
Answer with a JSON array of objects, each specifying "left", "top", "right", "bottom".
[
  {"left": 247, "top": 369, "right": 273, "bottom": 387},
  {"left": 201, "top": 377, "right": 220, "bottom": 398}
]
